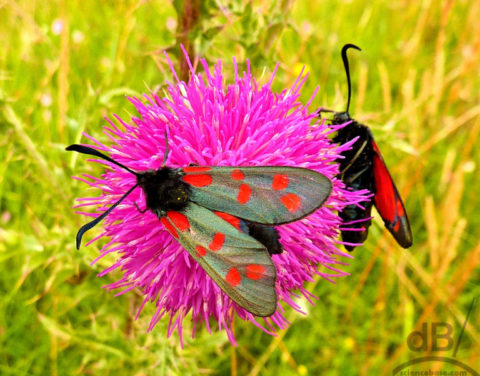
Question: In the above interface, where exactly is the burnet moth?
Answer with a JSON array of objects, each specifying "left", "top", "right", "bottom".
[
  {"left": 321, "top": 44, "right": 412, "bottom": 251},
  {"left": 66, "top": 135, "right": 332, "bottom": 316}
]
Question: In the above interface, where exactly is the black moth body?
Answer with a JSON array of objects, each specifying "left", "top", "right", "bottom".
[
  {"left": 332, "top": 114, "right": 375, "bottom": 250},
  {"left": 245, "top": 222, "right": 282, "bottom": 255},
  {"left": 324, "top": 44, "right": 412, "bottom": 251}
]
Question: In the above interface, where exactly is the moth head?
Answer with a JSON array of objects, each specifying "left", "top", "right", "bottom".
[
  {"left": 65, "top": 130, "right": 169, "bottom": 249},
  {"left": 333, "top": 111, "right": 352, "bottom": 123},
  {"left": 66, "top": 131, "right": 171, "bottom": 249},
  {"left": 136, "top": 168, "right": 190, "bottom": 212}
]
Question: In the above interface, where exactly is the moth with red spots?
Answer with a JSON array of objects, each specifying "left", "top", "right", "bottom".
[
  {"left": 66, "top": 140, "right": 332, "bottom": 317},
  {"left": 321, "top": 44, "right": 412, "bottom": 251}
]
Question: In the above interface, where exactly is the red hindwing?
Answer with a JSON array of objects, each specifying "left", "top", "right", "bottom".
[{"left": 371, "top": 139, "right": 412, "bottom": 248}]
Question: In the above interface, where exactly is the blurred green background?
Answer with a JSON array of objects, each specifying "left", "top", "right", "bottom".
[{"left": 1, "top": 0, "right": 479, "bottom": 374}]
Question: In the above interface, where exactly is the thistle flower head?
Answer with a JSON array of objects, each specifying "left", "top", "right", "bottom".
[{"left": 73, "top": 52, "right": 370, "bottom": 345}]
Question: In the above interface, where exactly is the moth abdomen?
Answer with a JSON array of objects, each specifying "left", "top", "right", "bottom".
[{"left": 246, "top": 222, "right": 283, "bottom": 256}]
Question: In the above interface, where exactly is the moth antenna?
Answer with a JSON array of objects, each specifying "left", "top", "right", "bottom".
[
  {"left": 66, "top": 144, "right": 140, "bottom": 177},
  {"left": 74, "top": 184, "right": 138, "bottom": 249},
  {"left": 162, "top": 129, "right": 169, "bottom": 166},
  {"left": 66, "top": 144, "right": 141, "bottom": 248},
  {"left": 341, "top": 43, "right": 362, "bottom": 114}
]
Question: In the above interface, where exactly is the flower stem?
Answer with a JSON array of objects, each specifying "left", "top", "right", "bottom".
[{"left": 175, "top": 0, "right": 202, "bottom": 81}]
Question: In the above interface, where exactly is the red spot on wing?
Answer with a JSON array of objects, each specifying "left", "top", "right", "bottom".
[
  {"left": 393, "top": 220, "right": 400, "bottom": 231},
  {"left": 167, "top": 211, "right": 190, "bottom": 232},
  {"left": 183, "top": 166, "right": 211, "bottom": 173},
  {"left": 246, "top": 264, "right": 266, "bottom": 280},
  {"left": 281, "top": 193, "right": 301, "bottom": 212},
  {"left": 196, "top": 245, "right": 207, "bottom": 257},
  {"left": 160, "top": 217, "right": 178, "bottom": 238},
  {"left": 215, "top": 211, "right": 241, "bottom": 229},
  {"left": 183, "top": 174, "right": 212, "bottom": 187},
  {"left": 237, "top": 184, "right": 251, "bottom": 204},
  {"left": 226, "top": 268, "right": 241, "bottom": 287},
  {"left": 209, "top": 233, "right": 225, "bottom": 251},
  {"left": 391, "top": 199, "right": 405, "bottom": 232},
  {"left": 231, "top": 169, "right": 245, "bottom": 180},
  {"left": 272, "top": 174, "right": 289, "bottom": 190}
]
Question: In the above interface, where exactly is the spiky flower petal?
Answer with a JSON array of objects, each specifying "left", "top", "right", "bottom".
[{"left": 73, "top": 54, "right": 370, "bottom": 345}]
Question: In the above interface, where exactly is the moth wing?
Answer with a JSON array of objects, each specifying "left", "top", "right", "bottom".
[
  {"left": 182, "top": 166, "right": 332, "bottom": 224},
  {"left": 161, "top": 202, "right": 277, "bottom": 316},
  {"left": 371, "top": 138, "right": 413, "bottom": 248}
]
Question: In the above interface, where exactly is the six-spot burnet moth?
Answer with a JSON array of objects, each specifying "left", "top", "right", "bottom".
[
  {"left": 66, "top": 135, "right": 332, "bottom": 317},
  {"left": 320, "top": 44, "right": 412, "bottom": 251}
]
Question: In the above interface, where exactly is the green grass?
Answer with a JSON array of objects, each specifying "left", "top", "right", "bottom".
[{"left": 1, "top": 0, "right": 480, "bottom": 374}]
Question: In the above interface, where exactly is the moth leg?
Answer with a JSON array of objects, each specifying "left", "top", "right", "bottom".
[
  {"left": 318, "top": 108, "right": 335, "bottom": 122},
  {"left": 340, "top": 139, "right": 368, "bottom": 175},
  {"left": 344, "top": 165, "right": 369, "bottom": 185},
  {"left": 134, "top": 202, "right": 148, "bottom": 214},
  {"left": 317, "top": 108, "right": 334, "bottom": 114}
]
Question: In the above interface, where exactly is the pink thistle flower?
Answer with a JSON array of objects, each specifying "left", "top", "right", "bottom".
[{"left": 72, "top": 53, "right": 370, "bottom": 345}]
